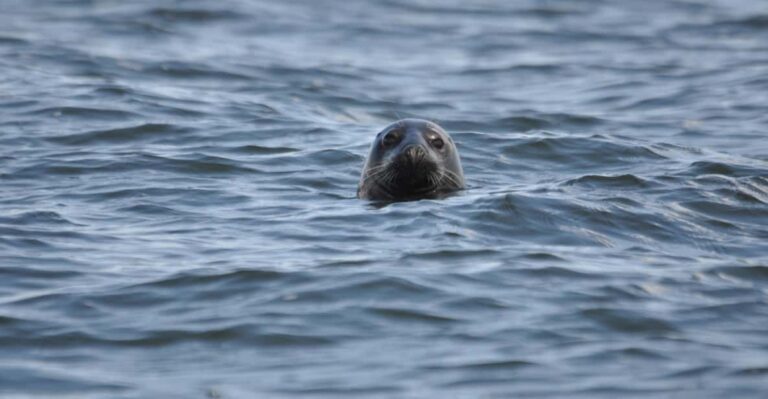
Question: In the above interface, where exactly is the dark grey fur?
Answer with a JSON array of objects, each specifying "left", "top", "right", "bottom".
[{"left": 358, "top": 119, "right": 465, "bottom": 201}]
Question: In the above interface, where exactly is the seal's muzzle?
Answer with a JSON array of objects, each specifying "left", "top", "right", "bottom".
[{"left": 402, "top": 145, "right": 427, "bottom": 166}]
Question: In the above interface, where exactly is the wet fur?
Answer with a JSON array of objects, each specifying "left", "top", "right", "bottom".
[{"left": 358, "top": 119, "right": 465, "bottom": 201}]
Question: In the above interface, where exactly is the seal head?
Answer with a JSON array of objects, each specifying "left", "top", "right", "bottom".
[{"left": 358, "top": 119, "right": 465, "bottom": 201}]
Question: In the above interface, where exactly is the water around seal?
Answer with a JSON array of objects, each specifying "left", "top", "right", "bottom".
[{"left": 1, "top": 0, "right": 768, "bottom": 398}]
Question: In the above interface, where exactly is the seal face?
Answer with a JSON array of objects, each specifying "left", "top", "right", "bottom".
[{"left": 358, "top": 119, "right": 465, "bottom": 201}]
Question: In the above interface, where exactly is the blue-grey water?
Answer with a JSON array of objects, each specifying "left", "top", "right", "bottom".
[{"left": 2, "top": 0, "right": 768, "bottom": 398}]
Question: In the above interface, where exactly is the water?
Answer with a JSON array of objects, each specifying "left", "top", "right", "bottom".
[{"left": 1, "top": 0, "right": 768, "bottom": 397}]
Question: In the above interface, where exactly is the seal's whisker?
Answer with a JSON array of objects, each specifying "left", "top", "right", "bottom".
[
  {"left": 445, "top": 169, "right": 464, "bottom": 187},
  {"left": 364, "top": 165, "right": 397, "bottom": 183},
  {"left": 363, "top": 165, "right": 395, "bottom": 185},
  {"left": 363, "top": 164, "right": 388, "bottom": 176},
  {"left": 428, "top": 172, "right": 440, "bottom": 189},
  {"left": 441, "top": 170, "right": 461, "bottom": 187},
  {"left": 362, "top": 163, "right": 393, "bottom": 180}
]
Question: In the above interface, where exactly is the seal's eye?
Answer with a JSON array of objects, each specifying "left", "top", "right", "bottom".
[
  {"left": 431, "top": 137, "right": 445, "bottom": 150},
  {"left": 382, "top": 130, "right": 401, "bottom": 147}
]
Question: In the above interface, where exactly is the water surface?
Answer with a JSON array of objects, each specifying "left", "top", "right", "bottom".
[{"left": 1, "top": 0, "right": 768, "bottom": 398}]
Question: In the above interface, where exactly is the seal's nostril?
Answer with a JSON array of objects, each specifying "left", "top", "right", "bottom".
[{"left": 405, "top": 146, "right": 425, "bottom": 161}]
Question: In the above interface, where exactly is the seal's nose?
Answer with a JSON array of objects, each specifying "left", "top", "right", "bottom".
[{"left": 404, "top": 145, "right": 426, "bottom": 163}]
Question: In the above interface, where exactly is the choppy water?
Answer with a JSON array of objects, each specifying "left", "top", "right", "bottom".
[{"left": 2, "top": 0, "right": 768, "bottom": 397}]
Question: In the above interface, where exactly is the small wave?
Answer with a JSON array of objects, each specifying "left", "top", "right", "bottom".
[
  {"left": 116, "top": 204, "right": 191, "bottom": 216},
  {"left": 47, "top": 123, "right": 187, "bottom": 146},
  {"left": 0, "top": 211, "right": 79, "bottom": 226},
  {"left": 286, "top": 274, "right": 445, "bottom": 304},
  {"left": 0, "top": 315, "right": 24, "bottom": 327},
  {"left": 443, "top": 113, "right": 605, "bottom": 133},
  {"left": 731, "top": 367, "right": 768, "bottom": 376},
  {"left": 129, "top": 269, "right": 292, "bottom": 290},
  {"left": 400, "top": 249, "right": 499, "bottom": 262},
  {"left": 26, "top": 106, "right": 139, "bottom": 120},
  {"left": 368, "top": 307, "right": 458, "bottom": 324},
  {"left": 125, "top": 328, "right": 334, "bottom": 347},
  {"left": 90, "top": 85, "right": 133, "bottom": 97},
  {"left": 146, "top": 7, "right": 245, "bottom": 22},
  {"left": 664, "top": 16, "right": 768, "bottom": 50},
  {"left": 706, "top": 265, "right": 768, "bottom": 283},
  {"left": 0, "top": 265, "right": 83, "bottom": 281},
  {"left": 459, "top": 64, "right": 565, "bottom": 76},
  {"left": 681, "top": 200, "right": 768, "bottom": 226},
  {"left": 0, "top": 324, "right": 333, "bottom": 348},
  {"left": 0, "top": 365, "right": 129, "bottom": 395},
  {"left": 0, "top": 236, "right": 53, "bottom": 249},
  {"left": 303, "top": 149, "right": 362, "bottom": 166},
  {"left": 563, "top": 174, "right": 654, "bottom": 189},
  {"left": 685, "top": 161, "right": 767, "bottom": 178},
  {"left": 144, "top": 62, "right": 252, "bottom": 81},
  {"left": 136, "top": 154, "right": 259, "bottom": 175},
  {"left": 581, "top": 307, "right": 678, "bottom": 334},
  {"left": 0, "top": 36, "right": 27, "bottom": 45},
  {"left": 0, "top": 226, "right": 113, "bottom": 246},
  {"left": 516, "top": 252, "right": 566, "bottom": 261},
  {"left": 713, "top": 187, "right": 767, "bottom": 205},
  {"left": 383, "top": 2, "right": 517, "bottom": 17},
  {"left": 439, "top": 296, "right": 510, "bottom": 313},
  {"left": 0, "top": 99, "right": 38, "bottom": 110},
  {"left": 229, "top": 145, "right": 298, "bottom": 155},
  {"left": 4, "top": 153, "right": 257, "bottom": 178},
  {"left": 505, "top": 266, "right": 600, "bottom": 280},
  {"left": 501, "top": 135, "right": 665, "bottom": 168},
  {"left": 466, "top": 193, "right": 606, "bottom": 247},
  {"left": 425, "top": 359, "right": 535, "bottom": 371},
  {"left": 64, "top": 186, "right": 252, "bottom": 207},
  {"left": 677, "top": 15, "right": 768, "bottom": 32}
]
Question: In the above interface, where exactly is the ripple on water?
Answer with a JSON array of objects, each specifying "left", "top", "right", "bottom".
[
  {"left": 685, "top": 161, "right": 768, "bottom": 178},
  {"left": 706, "top": 265, "right": 768, "bottom": 284},
  {"left": 46, "top": 123, "right": 188, "bottom": 146},
  {"left": 25, "top": 106, "right": 140, "bottom": 121},
  {"left": 145, "top": 7, "right": 246, "bottom": 23},
  {"left": 501, "top": 135, "right": 666, "bottom": 170},
  {"left": 581, "top": 308, "right": 679, "bottom": 335},
  {"left": 143, "top": 61, "right": 253, "bottom": 81},
  {"left": 0, "top": 211, "right": 80, "bottom": 226},
  {"left": 0, "top": 365, "right": 129, "bottom": 396},
  {"left": 3, "top": 153, "right": 260, "bottom": 179},
  {"left": 228, "top": 144, "right": 298, "bottom": 155},
  {"left": 563, "top": 174, "right": 655, "bottom": 189},
  {"left": 2, "top": 0, "right": 768, "bottom": 397}
]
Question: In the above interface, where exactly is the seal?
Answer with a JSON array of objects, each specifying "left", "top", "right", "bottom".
[{"left": 357, "top": 119, "right": 465, "bottom": 201}]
